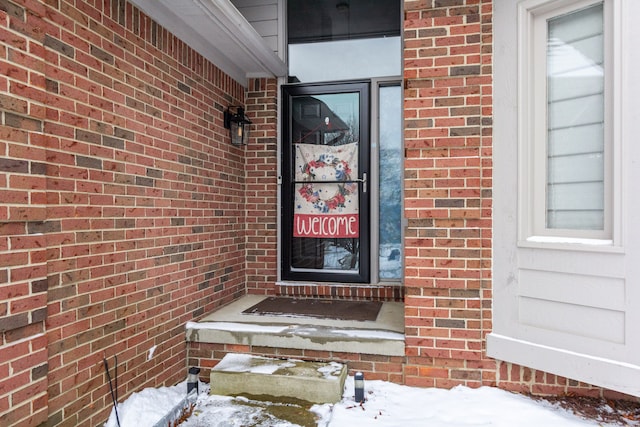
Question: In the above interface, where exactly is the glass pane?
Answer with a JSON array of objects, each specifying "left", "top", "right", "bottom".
[
  {"left": 289, "top": 37, "right": 402, "bottom": 83},
  {"left": 291, "top": 93, "right": 361, "bottom": 272},
  {"left": 546, "top": 3, "right": 604, "bottom": 230},
  {"left": 378, "top": 85, "right": 402, "bottom": 280}
]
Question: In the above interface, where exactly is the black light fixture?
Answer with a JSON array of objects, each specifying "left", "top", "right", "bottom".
[{"left": 224, "top": 106, "right": 252, "bottom": 146}]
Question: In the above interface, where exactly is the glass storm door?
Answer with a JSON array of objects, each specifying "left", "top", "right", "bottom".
[{"left": 281, "top": 82, "right": 370, "bottom": 283}]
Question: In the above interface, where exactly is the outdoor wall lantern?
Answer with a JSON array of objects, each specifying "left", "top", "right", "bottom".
[{"left": 224, "top": 106, "right": 252, "bottom": 146}]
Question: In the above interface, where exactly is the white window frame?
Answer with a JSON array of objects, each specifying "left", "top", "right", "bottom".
[{"left": 517, "top": 0, "right": 622, "bottom": 249}]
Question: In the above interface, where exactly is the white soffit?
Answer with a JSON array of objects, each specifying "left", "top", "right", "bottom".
[{"left": 129, "top": 0, "right": 287, "bottom": 85}]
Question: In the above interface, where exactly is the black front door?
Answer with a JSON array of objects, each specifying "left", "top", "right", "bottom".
[{"left": 281, "top": 82, "right": 370, "bottom": 283}]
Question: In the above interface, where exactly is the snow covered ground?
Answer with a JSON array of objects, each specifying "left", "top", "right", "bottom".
[{"left": 105, "top": 374, "right": 627, "bottom": 427}]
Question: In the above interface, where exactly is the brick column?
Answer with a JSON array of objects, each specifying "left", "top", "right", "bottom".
[
  {"left": 245, "top": 78, "right": 279, "bottom": 295},
  {"left": 402, "top": 0, "right": 495, "bottom": 388}
]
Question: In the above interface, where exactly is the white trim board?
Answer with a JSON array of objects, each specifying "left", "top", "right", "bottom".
[{"left": 488, "top": 333, "right": 640, "bottom": 397}]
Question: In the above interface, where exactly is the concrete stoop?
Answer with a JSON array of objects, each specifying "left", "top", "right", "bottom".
[
  {"left": 210, "top": 353, "right": 347, "bottom": 404},
  {"left": 186, "top": 295, "right": 405, "bottom": 357}
]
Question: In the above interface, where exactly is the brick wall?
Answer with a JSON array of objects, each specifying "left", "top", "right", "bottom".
[
  {"left": 1, "top": 0, "right": 54, "bottom": 425},
  {"left": 1, "top": 0, "right": 635, "bottom": 425},
  {"left": 0, "top": 0, "right": 259, "bottom": 425},
  {"left": 189, "top": 344, "right": 633, "bottom": 401},
  {"left": 403, "top": 0, "right": 494, "bottom": 389},
  {"left": 244, "top": 78, "right": 278, "bottom": 296}
]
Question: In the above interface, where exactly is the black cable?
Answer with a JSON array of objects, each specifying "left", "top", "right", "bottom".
[
  {"left": 114, "top": 355, "right": 118, "bottom": 403},
  {"left": 104, "top": 357, "right": 121, "bottom": 427}
]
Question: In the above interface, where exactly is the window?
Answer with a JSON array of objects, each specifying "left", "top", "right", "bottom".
[
  {"left": 520, "top": 0, "right": 613, "bottom": 242},
  {"left": 377, "top": 84, "right": 403, "bottom": 280},
  {"left": 287, "top": 0, "right": 401, "bottom": 83}
]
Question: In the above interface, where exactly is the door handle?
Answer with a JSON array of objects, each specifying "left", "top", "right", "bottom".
[{"left": 354, "top": 172, "right": 367, "bottom": 193}]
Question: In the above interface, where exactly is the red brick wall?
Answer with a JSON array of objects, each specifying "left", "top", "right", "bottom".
[
  {"left": 244, "top": 78, "right": 278, "bottom": 296},
  {"left": 1, "top": 0, "right": 635, "bottom": 425},
  {"left": 0, "top": 0, "right": 258, "bottom": 425},
  {"left": 1, "top": 0, "right": 54, "bottom": 424},
  {"left": 403, "top": 0, "right": 494, "bottom": 389},
  {"left": 495, "top": 362, "right": 634, "bottom": 400},
  {"left": 189, "top": 344, "right": 633, "bottom": 400}
]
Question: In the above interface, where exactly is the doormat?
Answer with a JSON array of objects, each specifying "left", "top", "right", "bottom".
[{"left": 242, "top": 297, "right": 383, "bottom": 322}]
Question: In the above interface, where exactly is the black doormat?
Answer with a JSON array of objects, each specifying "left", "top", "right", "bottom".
[{"left": 242, "top": 297, "right": 383, "bottom": 322}]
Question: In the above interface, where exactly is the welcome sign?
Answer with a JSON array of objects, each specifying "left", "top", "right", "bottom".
[{"left": 293, "top": 143, "right": 359, "bottom": 238}]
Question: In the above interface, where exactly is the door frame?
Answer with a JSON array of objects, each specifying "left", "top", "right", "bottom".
[{"left": 280, "top": 81, "right": 371, "bottom": 283}]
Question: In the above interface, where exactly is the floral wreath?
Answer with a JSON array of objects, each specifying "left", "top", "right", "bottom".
[{"left": 298, "top": 153, "right": 356, "bottom": 213}]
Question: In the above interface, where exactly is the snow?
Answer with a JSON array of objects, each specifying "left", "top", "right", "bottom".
[
  {"left": 186, "top": 321, "right": 404, "bottom": 341},
  {"left": 211, "top": 354, "right": 344, "bottom": 381},
  {"left": 214, "top": 354, "right": 298, "bottom": 375},
  {"left": 104, "top": 383, "right": 186, "bottom": 427},
  {"left": 147, "top": 345, "right": 156, "bottom": 360},
  {"left": 185, "top": 321, "right": 289, "bottom": 333},
  {"left": 317, "top": 362, "right": 344, "bottom": 380},
  {"left": 322, "top": 377, "right": 601, "bottom": 427},
  {"left": 105, "top": 375, "right": 615, "bottom": 427}
]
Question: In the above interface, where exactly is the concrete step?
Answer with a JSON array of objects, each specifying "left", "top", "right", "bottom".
[
  {"left": 210, "top": 353, "right": 347, "bottom": 404},
  {"left": 186, "top": 295, "right": 405, "bottom": 357}
]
